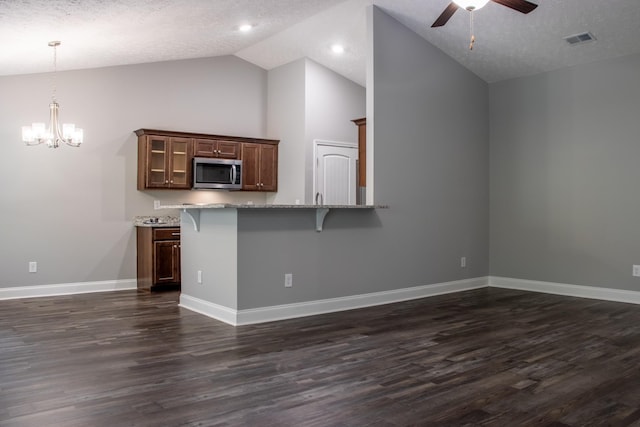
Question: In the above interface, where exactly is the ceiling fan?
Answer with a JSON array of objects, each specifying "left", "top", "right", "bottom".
[{"left": 431, "top": 0, "right": 538, "bottom": 28}]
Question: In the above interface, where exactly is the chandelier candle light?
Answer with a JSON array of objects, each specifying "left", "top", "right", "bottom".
[{"left": 22, "top": 41, "right": 84, "bottom": 148}]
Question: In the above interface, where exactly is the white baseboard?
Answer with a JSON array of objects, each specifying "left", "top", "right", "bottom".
[
  {"left": 9, "top": 275, "right": 635, "bottom": 326},
  {"left": 0, "top": 279, "right": 137, "bottom": 300},
  {"left": 489, "top": 276, "right": 640, "bottom": 305},
  {"left": 179, "top": 294, "right": 239, "bottom": 325},
  {"left": 179, "top": 277, "right": 488, "bottom": 326}
]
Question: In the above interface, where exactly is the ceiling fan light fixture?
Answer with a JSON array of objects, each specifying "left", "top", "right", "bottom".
[{"left": 453, "top": 0, "right": 491, "bottom": 11}]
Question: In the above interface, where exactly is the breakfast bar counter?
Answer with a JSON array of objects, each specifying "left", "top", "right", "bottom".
[{"left": 157, "top": 203, "right": 387, "bottom": 232}]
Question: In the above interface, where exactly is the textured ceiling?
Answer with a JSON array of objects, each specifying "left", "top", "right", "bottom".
[
  {"left": 2, "top": 0, "right": 640, "bottom": 85},
  {"left": 381, "top": 0, "right": 640, "bottom": 83},
  {"left": 0, "top": 0, "right": 346, "bottom": 75}
]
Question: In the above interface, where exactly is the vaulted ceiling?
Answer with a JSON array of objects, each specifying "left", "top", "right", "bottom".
[{"left": 2, "top": 0, "right": 640, "bottom": 86}]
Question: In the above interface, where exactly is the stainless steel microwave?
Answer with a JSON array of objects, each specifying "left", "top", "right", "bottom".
[{"left": 193, "top": 157, "right": 242, "bottom": 190}]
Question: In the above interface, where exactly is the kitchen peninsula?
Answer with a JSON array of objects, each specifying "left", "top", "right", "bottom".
[
  {"left": 157, "top": 203, "right": 386, "bottom": 325},
  {"left": 161, "top": 203, "right": 385, "bottom": 232}
]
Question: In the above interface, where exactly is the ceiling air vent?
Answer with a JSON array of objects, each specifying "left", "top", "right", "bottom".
[{"left": 564, "top": 32, "right": 596, "bottom": 46}]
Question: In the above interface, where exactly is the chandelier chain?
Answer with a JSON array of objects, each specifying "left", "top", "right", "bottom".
[{"left": 52, "top": 44, "right": 57, "bottom": 102}]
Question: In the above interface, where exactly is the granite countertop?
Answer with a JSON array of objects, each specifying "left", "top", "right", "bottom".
[
  {"left": 156, "top": 203, "right": 387, "bottom": 210},
  {"left": 147, "top": 204, "right": 387, "bottom": 232},
  {"left": 133, "top": 215, "right": 180, "bottom": 227}
]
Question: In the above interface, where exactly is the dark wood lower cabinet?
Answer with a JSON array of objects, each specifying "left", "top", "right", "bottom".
[{"left": 136, "top": 226, "right": 180, "bottom": 291}]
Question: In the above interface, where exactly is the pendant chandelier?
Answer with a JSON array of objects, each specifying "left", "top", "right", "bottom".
[{"left": 22, "top": 41, "right": 84, "bottom": 148}]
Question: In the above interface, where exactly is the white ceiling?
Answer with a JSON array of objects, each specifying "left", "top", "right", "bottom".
[{"left": 2, "top": 0, "right": 640, "bottom": 85}]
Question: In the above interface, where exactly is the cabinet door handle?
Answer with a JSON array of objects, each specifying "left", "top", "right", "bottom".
[
  {"left": 165, "top": 180, "right": 169, "bottom": 184},
  {"left": 171, "top": 233, "right": 180, "bottom": 236}
]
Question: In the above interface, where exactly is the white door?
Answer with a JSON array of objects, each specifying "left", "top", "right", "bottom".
[{"left": 314, "top": 141, "right": 358, "bottom": 205}]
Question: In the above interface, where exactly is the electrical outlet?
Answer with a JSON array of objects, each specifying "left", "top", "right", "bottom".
[
  {"left": 633, "top": 265, "right": 640, "bottom": 277},
  {"left": 29, "top": 261, "right": 37, "bottom": 273},
  {"left": 460, "top": 257, "right": 466, "bottom": 268},
  {"left": 285, "top": 273, "right": 293, "bottom": 288},
  {"left": 153, "top": 200, "right": 160, "bottom": 209},
  {"left": 197, "top": 270, "right": 203, "bottom": 284}
]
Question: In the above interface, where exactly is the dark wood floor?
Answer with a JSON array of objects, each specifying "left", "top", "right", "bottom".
[{"left": 2, "top": 288, "right": 640, "bottom": 426}]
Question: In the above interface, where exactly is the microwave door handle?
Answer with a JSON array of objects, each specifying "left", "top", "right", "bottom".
[{"left": 231, "top": 165, "right": 236, "bottom": 184}]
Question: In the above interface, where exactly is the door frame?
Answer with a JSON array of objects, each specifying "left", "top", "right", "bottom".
[{"left": 312, "top": 139, "right": 358, "bottom": 205}]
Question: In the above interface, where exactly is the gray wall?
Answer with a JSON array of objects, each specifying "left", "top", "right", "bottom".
[
  {"left": 236, "top": 7, "right": 489, "bottom": 309},
  {"left": 181, "top": 210, "right": 238, "bottom": 309},
  {"left": 267, "top": 58, "right": 366, "bottom": 205},
  {"left": 266, "top": 59, "right": 306, "bottom": 205},
  {"left": 304, "top": 59, "right": 366, "bottom": 203},
  {"left": 490, "top": 53, "right": 640, "bottom": 290},
  {"left": 0, "top": 56, "right": 268, "bottom": 288}
]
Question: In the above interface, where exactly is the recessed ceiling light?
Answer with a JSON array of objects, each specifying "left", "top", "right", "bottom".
[
  {"left": 331, "top": 44, "right": 345, "bottom": 54},
  {"left": 238, "top": 24, "right": 253, "bottom": 32}
]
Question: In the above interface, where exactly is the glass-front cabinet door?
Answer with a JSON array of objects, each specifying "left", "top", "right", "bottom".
[
  {"left": 143, "top": 136, "right": 192, "bottom": 189},
  {"left": 168, "top": 137, "right": 191, "bottom": 189},
  {"left": 147, "top": 136, "right": 169, "bottom": 188}
]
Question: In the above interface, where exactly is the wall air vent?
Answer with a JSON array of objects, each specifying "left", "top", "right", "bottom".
[{"left": 564, "top": 32, "right": 596, "bottom": 46}]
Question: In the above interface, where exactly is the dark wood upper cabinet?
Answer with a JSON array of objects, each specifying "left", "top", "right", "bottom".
[
  {"left": 352, "top": 118, "right": 366, "bottom": 188},
  {"left": 135, "top": 129, "right": 278, "bottom": 191},
  {"left": 137, "top": 133, "right": 192, "bottom": 190},
  {"left": 241, "top": 142, "right": 278, "bottom": 192},
  {"left": 194, "top": 139, "right": 240, "bottom": 159}
]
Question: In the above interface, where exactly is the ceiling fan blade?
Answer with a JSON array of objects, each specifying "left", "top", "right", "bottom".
[
  {"left": 491, "top": 0, "right": 538, "bottom": 14},
  {"left": 431, "top": 3, "right": 459, "bottom": 28}
]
